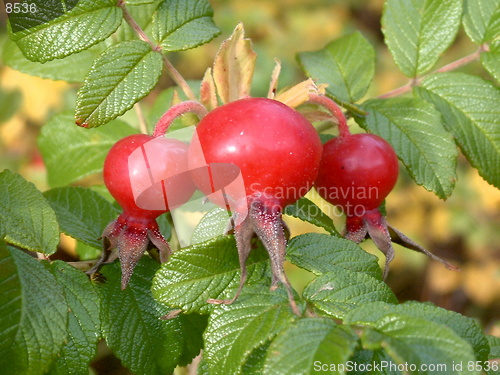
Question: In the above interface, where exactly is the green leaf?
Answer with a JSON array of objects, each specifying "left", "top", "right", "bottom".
[
  {"left": 284, "top": 197, "right": 340, "bottom": 236},
  {"left": 0, "top": 248, "right": 68, "bottom": 375},
  {"left": 358, "top": 314, "right": 479, "bottom": 375},
  {"left": 487, "top": 335, "right": 500, "bottom": 375},
  {"left": 37, "top": 112, "right": 137, "bottom": 187},
  {"left": 242, "top": 342, "right": 271, "bottom": 375},
  {"left": 481, "top": 39, "right": 500, "bottom": 83},
  {"left": 360, "top": 97, "right": 458, "bottom": 198},
  {"left": 345, "top": 301, "right": 489, "bottom": 362},
  {"left": 152, "top": 0, "right": 220, "bottom": 52},
  {"left": 0, "top": 170, "right": 59, "bottom": 255},
  {"left": 44, "top": 187, "right": 119, "bottom": 249},
  {"left": 1, "top": 37, "right": 106, "bottom": 83},
  {"left": 76, "top": 41, "right": 163, "bottom": 128},
  {"left": 303, "top": 267, "right": 397, "bottom": 319},
  {"left": 0, "top": 84, "right": 22, "bottom": 123},
  {"left": 46, "top": 261, "right": 101, "bottom": 375},
  {"left": 297, "top": 31, "right": 375, "bottom": 103},
  {"left": 263, "top": 318, "right": 358, "bottom": 375},
  {"left": 152, "top": 235, "right": 271, "bottom": 314},
  {"left": 287, "top": 233, "right": 383, "bottom": 279},
  {"left": 8, "top": 0, "right": 122, "bottom": 63},
  {"left": 191, "top": 206, "right": 232, "bottom": 244},
  {"left": 382, "top": 0, "right": 463, "bottom": 77},
  {"left": 203, "top": 285, "right": 297, "bottom": 375},
  {"left": 415, "top": 72, "right": 500, "bottom": 189},
  {"left": 463, "top": 0, "right": 500, "bottom": 43},
  {"left": 99, "top": 257, "right": 203, "bottom": 375}
]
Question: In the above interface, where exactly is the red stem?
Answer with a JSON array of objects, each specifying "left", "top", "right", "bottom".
[
  {"left": 308, "top": 94, "right": 350, "bottom": 137},
  {"left": 153, "top": 101, "right": 208, "bottom": 137}
]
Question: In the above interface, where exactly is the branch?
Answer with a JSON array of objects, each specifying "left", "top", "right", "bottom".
[
  {"left": 377, "top": 45, "right": 486, "bottom": 99},
  {"left": 117, "top": 0, "right": 197, "bottom": 101}
]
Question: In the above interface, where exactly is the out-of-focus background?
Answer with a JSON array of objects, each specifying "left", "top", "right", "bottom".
[{"left": 1, "top": 0, "right": 499, "bottom": 366}]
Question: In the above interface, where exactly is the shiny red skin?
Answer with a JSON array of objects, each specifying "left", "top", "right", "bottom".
[
  {"left": 103, "top": 134, "right": 194, "bottom": 220},
  {"left": 315, "top": 133, "right": 399, "bottom": 215},
  {"left": 188, "top": 98, "right": 323, "bottom": 209}
]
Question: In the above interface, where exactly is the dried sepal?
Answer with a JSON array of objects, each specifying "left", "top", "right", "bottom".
[
  {"left": 200, "top": 67, "right": 218, "bottom": 111},
  {"left": 213, "top": 22, "right": 257, "bottom": 103},
  {"left": 267, "top": 58, "right": 282, "bottom": 99},
  {"left": 274, "top": 78, "right": 326, "bottom": 108}
]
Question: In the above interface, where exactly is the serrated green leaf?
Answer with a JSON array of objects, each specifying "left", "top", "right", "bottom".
[
  {"left": 0, "top": 170, "right": 59, "bottom": 255},
  {"left": 382, "top": 0, "right": 462, "bottom": 77},
  {"left": 242, "top": 342, "right": 271, "bottom": 375},
  {"left": 1, "top": 37, "right": 106, "bottom": 83},
  {"left": 284, "top": 198, "right": 340, "bottom": 236},
  {"left": 203, "top": 285, "right": 298, "bottom": 375},
  {"left": 360, "top": 97, "right": 458, "bottom": 198},
  {"left": 345, "top": 301, "right": 489, "bottom": 362},
  {"left": 349, "top": 349, "right": 400, "bottom": 375},
  {"left": 303, "top": 267, "right": 397, "bottom": 319},
  {"left": 47, "top": 261, "right": 100, "bottom": 375},
  {"left": 263, "top": 318, "right": 358, "bottom": 375},
  {"left": 44, "top": 187, "right": 120, "bottom": 249},
  {"left": 37, "top": 112, "right": 137, "bottom": 187},
  {"left": 99, "top": 257, "right": 203, "bottom": 375},
  {"left": 0, "top": 84, "right": 22, "bottom": 123},
  {"left": 481, "top": 40, "right": 500, "bottom": 83},
  {"left": 0, "top": 248, "right": 68, "bottom": 375},
  {"left": 286, "top": 233, "right": 383, "bottom": 279},
  {"left": 152, "top": 235, "right": 271, "bottom": 314},
  {"left": 191, "top": 207, "right": 232, "bottom": 244},
  {"left": 152, "top": 0, "right": 220, "bottom": 52},
  {"left": 359, "top": 314, "right": 479, "bottom": 375},
  {"left": 8, "top": 0, "right": 122, "bottom": 63},
  {"left": 75, "top": 40, "right": 163, "bottom": 128},
  {"left": 297, "top": 31, "right": 375, "bottom": 104},
  {"left": 487, "top": 336, "right": 500, "bottom": 375},
  {"left": 415, "top": 72, "right": 500, "bottom": 189},
  {"left": 463, "top": 0, "right": 500, "bottom": 43},
  {"left": 114, "top": 1, "right": 160, "bottom": 42}
]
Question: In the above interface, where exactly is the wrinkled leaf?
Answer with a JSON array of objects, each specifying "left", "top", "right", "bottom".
[
  {"left": 76, "top": 40, "right": 163, "bottom": 128},
  {"left": 481, "top": 40, "right": 500, "bottom": 83},
  {"left": 0, "top": 170, "right": 59, "bottom": 255},
  {"left": 463, "top": 0, "right": 500, "bottom": 43},
  {"left": 360, "top": 97, "right": 458, "bottom": 198},
  {"left": 382, "top": 0, "right": 462, "bottom": 77},
  {"left": 415, "top": 73, "right": 500, "bottom": 189},
  {"left": 284, "top": 198, "right": 339, "bottom": 236}
]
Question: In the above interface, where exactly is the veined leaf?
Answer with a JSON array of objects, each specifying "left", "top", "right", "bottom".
[
  {"left": 203, "top": 285, "right": 297, "bottom": 375},
  {"left": 75, "top": 40, "right": 163, "bottom": 128},
  {"left": 1, "top": 37, "right": 106, "bottom": 83},
  {"left": 463, "top": 0, "right": 500, "bottom": 43},
  {"left": 286, "top": 233, "right": 383, "bottom": 279},
  {"left": 297, "top": 31, "right": 375, "bottom": 104},
  {"left": 0, "top": 247, "right": 67, "bottom": 375},
  {"left": 38, "top": 112, "right": 137, "bottom": 188},
  {"left": 44, "top": 187, "right": 120, "bottom": 249},
  {"left": 99, "top": 257, "right": 205, "bottom": 375},
  {"left": 345, "top": 301, "right": 489, "bottom": 362},
  {"left": 0, "top": 170, "right": 59, "bottom": 255},
  {"left": 357, "top": 314, "right": 479, "bottom": 375},
  {"left": 360, "top": 97, "right": 458, "bottom": 198},
  {"left": 415, "top": 72, "right": 500, "bottom": 189},
  {"left": 303, "top": 267, "right": 397, "bottom": 319},
  {"left": 284, "top": 197, "right": 340, "bottom": 236},
  {"left": 481, "top": 39, "right": 500, "bottom": 83},
  {"left": 487, "top": 336, "right": 500, "bottom": 375},
  {"left": 152, "top": 235, "right": 271, "bottom": 314},
  {"left": 152, "top": 0, "right": 220, "bottom": 51},
  {"left": 47, "top": 261, "right": 101, "bottom": 375},
  {"left": 8, "top": 0, "right": 122, "bottom": 63},
  {"left": 263, "top": 318, "right": 358, "bottom": 375},
  {"left": 382, "top": 0, "right": 462, "bottom": 77}
]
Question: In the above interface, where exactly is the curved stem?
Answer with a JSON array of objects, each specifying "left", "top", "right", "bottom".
[
  {"left": 308, "top": 94, "right": 351, "bottom": 137},
  {"left": 153, "top": 100, "right": 208, "bottom": 137},
  {"left": 118, "top": 0, "right": 197, "bottom": 101},
  {"left": 378, "top": 46, "right": 486, "bottom": 99}
]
